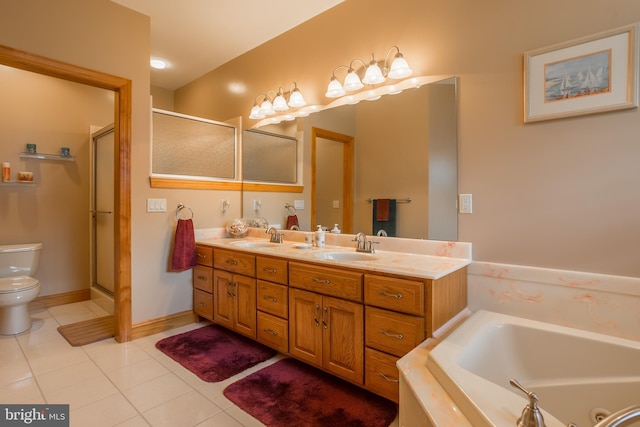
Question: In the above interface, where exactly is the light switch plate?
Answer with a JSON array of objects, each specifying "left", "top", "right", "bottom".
[
  {"left": 147, "top": 198, "right": 167, "bottom": 212},
  {"left": 294, "top": 200, "right": 304, "bottom": 210}
]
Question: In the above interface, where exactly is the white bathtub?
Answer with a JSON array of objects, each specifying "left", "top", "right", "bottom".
[{"left": 426, "top": 311, "right": 640, "bottom": 427}]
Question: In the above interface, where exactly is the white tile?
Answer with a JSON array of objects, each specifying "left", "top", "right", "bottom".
[
  {"left": 224, "top": 405, "right": 267, "bottom": 427},
  {"left": 142, "top": 390, "right": 222, "bottom": 427},
  {"left": 43, "top": 373, "right": 119, "bottom": 410},
  {"left": 114, "top": 416, "right": 150, "bottom": 427},
  {"left": 0, "top": 346, "right": 32, "bottom": 386},
  {"left": 121, "top": 372, "right": 192, "bottom": 413},
  {"left": 69, "top": 393, "right": 138, "bottom": 427},
  {"left": 0, "top": 335, "right": 20, "bottom": 355},
  {"left": 106, "top": 357, "right": 170, "bottom": 391},
  {"left": 22, "top": 339, "right": 90, "bottom": 375},
  {"left": 84, "top": 340, "right": 151, "bottom": 373},
  {"left": 195, "top": 411, "right": 245, "bottom": 427},
  {"left": 0, "top": 377, "right": 44, "bottom": 404},
  {"left": 36, "top": 359, "right": 104, "bottom": 394}
]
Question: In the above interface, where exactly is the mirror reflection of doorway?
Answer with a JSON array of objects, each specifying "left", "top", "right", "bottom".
[
  {"left": 90, "top": 124, "right": 115, "bottom": 313},
  {"left": 311, "top": 127, "right": 354, "bottom": 233}
]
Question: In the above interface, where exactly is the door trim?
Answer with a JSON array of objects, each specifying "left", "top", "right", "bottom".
[
  {"left": 311, "top": 127, "right": 354, "bottom": 234},
  {"left": 0, "top": 44, "right": 132, "bottom": 342}
]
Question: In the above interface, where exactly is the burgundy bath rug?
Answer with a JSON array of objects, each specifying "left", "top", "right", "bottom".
[
  {"left": 155, "top": 324, "right": 277, "bottom": 382},
  {"left": 223, "top": 358, "right": 397, "bottom": 427}
]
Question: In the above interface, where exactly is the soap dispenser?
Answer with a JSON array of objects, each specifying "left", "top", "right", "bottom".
[
  {"left": 315, "top": 225, "right": 325, "bottom": 248},
  {"left": 331, "top": 224, "right": 341, "bottom": 234}
]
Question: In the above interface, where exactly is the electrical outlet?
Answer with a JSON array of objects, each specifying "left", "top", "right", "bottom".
[{"left": 459, "top": 194, "right": 472, "bottom": 214}]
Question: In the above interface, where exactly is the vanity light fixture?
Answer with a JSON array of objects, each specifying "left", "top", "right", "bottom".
[
  {"left": 325, "top": 46, "right": 413, "bottom": 98},
  {"left": 249, "top": 82, "right": 306, "bottom": 120}
]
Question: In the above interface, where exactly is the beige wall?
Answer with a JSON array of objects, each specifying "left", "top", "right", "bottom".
[
  {"left": 0, "top": 67, "right": 113, "bottom": 296},
  {"left": 176, "top": 0, "right": 640, "bottom": 278}
]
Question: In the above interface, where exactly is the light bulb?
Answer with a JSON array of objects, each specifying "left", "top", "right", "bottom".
[
  {"left": 325, "top": 76, "right": 345, "bottom": 98},
  {"left": 288, "top": 88, "right": 306, "bottom": 107},
  {"left": 362, "top": 58, "right": 385, "bottom": 85},
  {"left": 343, "top": 69, "right": 364, "bottom": 92},
  {"left": 388, "top": 53, "right": 412, "bottom": 79}
]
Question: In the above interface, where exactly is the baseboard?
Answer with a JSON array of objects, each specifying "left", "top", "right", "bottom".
[
  {"left": 30, "top": 289, "right": 90, "bottom": 310},
  {"left": 131, "top": 310, "right": 197, "bottom": 340}
]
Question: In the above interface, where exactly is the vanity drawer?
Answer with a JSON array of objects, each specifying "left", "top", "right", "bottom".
[
  {"left": 213, "top": 248, "right": 255, "bottom": 276},
  {"left": 195, "top": 244, "right": 213, "bottom": 267},
  {"left": 365, "top": 307, "right": 424, "bottom": 357},
  {"left": 257, "top": 311, "right": 288, "bottom": 353},
  {"left": 193, "top": 289, "right": 213, "bottom": 320},
  {"left": 289, "top": 262, "right": 363, "bottom": 302},
  {"left": 365, "top": 347, "right": 400, "bottom": 403},
  {"left": 364, "top": 274, "right": 424, "bottom": 316},
  {"left": 256, "top": 256, "right": 288, "bottom": 285},
  {"left": 193, "top": 265, "right": 213, "bottom": 293},
  {"left": 257, "top": 280, "right": 288, "bottom": 319}
]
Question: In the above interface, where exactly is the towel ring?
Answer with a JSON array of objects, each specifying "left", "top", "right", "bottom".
[
  {"left": 176, "top": 203, "right": 194, "bottom": 220},
  {"left": 284, "top": 203, "right": 297, "bottom": 215}
]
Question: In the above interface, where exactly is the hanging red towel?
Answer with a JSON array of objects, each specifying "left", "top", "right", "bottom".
[
  {"left": 171, "top": 218, "right": 197, "bottom": 271},
  {"left": 376, "top": 199, "right": 390, "bottom": 221},
  {"left": 286, "top": 214, "right": 299, "bottom": 230}
]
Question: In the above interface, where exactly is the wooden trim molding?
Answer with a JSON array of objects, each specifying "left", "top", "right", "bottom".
[
  {"left": 0, "top": 44, "right": 133, "bottom": 342},
  {"left": 149, "top": 177, "right": 242, "bottom": 191},
  {"left": 131, "top": 310, "right": 197, "bottom": 340},
  {"left": 241, "top": 183, "right": 304, "bottom": 193},
  {"left": 31, "top": 289, "right": 91, "bottom": 310}
]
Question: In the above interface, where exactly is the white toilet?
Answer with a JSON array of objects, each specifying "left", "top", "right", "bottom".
[{"left": 0, "top": 243, "right": 42, "bottom": 335}]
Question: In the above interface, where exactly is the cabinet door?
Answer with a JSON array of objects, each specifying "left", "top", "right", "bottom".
[
  {"left": 234, "top": 274, "right": 257, "bottom": 339},
  {"left": 289, "top": 288, "right": 323, "bottom": 368},
  {"left": 323, "top": 296, "right": 364, "bottom": 384},
  {"left": 213, "top": 269, "right": 234, "bottom": 329}
]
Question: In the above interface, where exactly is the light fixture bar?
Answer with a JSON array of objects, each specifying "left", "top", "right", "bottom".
[{"left": 249, "top": 82, "right": 306, "bottom": 120}]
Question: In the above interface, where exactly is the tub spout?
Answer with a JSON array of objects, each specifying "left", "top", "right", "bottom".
[
  {"left": 590, "top": 405, "right": 640, "bottom": 427},
  {"left": 510, "top": 379, "right": 546, "bottom": 427}
]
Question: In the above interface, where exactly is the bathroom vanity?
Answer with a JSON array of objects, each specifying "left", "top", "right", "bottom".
[{"left": 193, "top": 230, "right": 470, "bottom": 402}]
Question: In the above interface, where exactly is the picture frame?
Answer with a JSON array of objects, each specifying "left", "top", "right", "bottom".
[{"left": 524, "top": 24, "right": 638, "bottom": 123}]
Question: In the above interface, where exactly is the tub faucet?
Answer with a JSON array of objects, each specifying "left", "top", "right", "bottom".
[
  {"left": 266, "top": 226, "right": 283, "bottom": 243},
  {"left": 510, "top": 379, "right": 546, "bottom": 427},
  {"left": 584, "top": 405, "right": 640, "bottom": 427}
]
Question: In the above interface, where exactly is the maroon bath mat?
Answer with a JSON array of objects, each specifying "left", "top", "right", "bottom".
[
  {"left": 223, "top": 358, "right": 397, "bottom": 427},
  {"left": 155, "top": 324, "right": 277, "bottom": 382}
]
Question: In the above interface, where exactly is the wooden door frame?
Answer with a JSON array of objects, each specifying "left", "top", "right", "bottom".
[
  {"left": 311, "top": 127, "right": 354, "bottom": 233},
  {"left": 0, "top": 45, "right": 132, "bottom": 342}
]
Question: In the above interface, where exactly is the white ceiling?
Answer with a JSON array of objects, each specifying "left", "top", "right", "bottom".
[{"left": 111, "top": 0, "right": 344, "bottom": 90}]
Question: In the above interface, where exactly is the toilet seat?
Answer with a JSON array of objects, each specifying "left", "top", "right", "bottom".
[{"left": 0, "top": 276, "right": 39, "bottom": 294}]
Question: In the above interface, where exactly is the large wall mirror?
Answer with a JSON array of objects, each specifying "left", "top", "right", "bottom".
[{"left": 241, "top": 76, "right": 458, "bottom": 241}]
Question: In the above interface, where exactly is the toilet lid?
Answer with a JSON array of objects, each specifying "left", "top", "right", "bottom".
[{"left": 0, "top": 276, "right": 39, "bottom": 293}]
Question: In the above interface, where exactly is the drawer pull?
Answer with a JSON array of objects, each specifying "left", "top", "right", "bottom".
[
  {"left": 198, "top": 302, "right": 208, "bottom": 307},
  {"left": 263, "top": 267, "right": 277, "bottom": 273},
  {"left": 263, "top": 295, "right": 278, "bottom": 303},
  {"left": 197, "top": 253, "right": 207, "bottom": 259},
  {"left": 379, "top": 290, "right": 403, "bottom": 300},
  {"left": 225, "top": 259, "right": 238, "bottom": 266},
  {"left": 314, "top": 304, "right": 320, "bottom": 327},
  {"left": 196, "top": 275, "right": 207, "bottom": 281},
  {"left": 379, "top": 329, "right": 404, "bottom": 340},
  {"left": 312, "top": 277, "right": 331, "bottom": 285},
  {"left": 263, "top": 328, "right": 279, "bottom": 336},
  {"left": 378, "top": 372, "right": 399, "bottom": 383}
]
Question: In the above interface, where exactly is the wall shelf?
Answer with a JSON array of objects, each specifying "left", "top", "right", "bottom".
[
  {"left": 19, "top": 152, "right": 75, "bottom": 161},
  {"left": 0, "top": 180, "right": 36, "bottom": 186}
]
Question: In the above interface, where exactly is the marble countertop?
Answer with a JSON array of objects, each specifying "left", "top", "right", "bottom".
[{"left": 196, "top": 230, "right": 471, "bottom": 280}]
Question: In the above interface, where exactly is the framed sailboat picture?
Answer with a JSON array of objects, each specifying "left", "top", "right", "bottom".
[{"left": 524, "top": 24, "right": 638, "bottom": 123}]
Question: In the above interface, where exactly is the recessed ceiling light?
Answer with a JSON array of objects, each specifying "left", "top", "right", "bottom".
[{"left": 150, "top": 59, "right": 167, "bottom": 70}]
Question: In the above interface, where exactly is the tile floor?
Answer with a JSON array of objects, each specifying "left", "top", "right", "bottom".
[{"left": 0, "top": 300, "right": 400, "bottom": 427}]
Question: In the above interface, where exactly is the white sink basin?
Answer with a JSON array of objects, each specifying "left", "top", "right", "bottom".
[
  {"left": 314, "top": 251, "right": 379, "bottom": 261},
  {"left": 229, "top": 240, "right": 280, "bottom": 248}
]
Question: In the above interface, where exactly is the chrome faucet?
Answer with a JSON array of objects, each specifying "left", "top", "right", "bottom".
[
  {"left": 510, "top": 379, "right": 546, "bottom": 427},
  {"left": 588, "top": 405, "right": 640, "bottom": 427},
  {"left": 266, "top": 226, "right": 283, "bottom": 243},
  {"left": 353, "top": 232, "right": 378, "bottom": 253}
]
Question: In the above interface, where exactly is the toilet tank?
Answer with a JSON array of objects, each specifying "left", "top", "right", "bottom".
[{"left": 0, "top": 243, "right": 42, "bottom": 277}]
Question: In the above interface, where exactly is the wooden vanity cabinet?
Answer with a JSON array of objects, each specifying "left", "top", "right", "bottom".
[
  {"left": 289, "top": 263, "right": 364, "bottom": 385},
  {"left": 193, "top": 245, "right": 214, "bottom": 320},
  {"left": 212, "top": 249, "right": 257, "bottom": 339},
  {"left": 256, "top": 256, "right": 289, "bottom": 353},
  {"left": 363, "top": 268, "right": 467, "bottom": 402}
]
